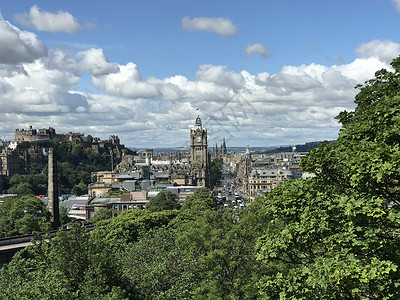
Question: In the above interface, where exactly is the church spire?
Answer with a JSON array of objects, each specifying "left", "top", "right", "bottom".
[{"left": 221, "top": 138, "right": 227, "bottom": 155}]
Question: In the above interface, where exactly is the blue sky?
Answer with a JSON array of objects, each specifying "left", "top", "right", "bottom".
[{"left": 1, "top": 0, "right": 400, "bottom": 148}]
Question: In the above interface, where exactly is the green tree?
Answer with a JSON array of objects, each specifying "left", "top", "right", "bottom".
[
  {"left": 0, "top": 224, "right": 129, "bottom": 299},
  {"left": 59, "top": 206, "right": 72, "bottom": 225},
  {"left": 175, "top": 209, "right": 266, "bottom": 299},
  {"left": 121, "top": 205, "right": 267, "bottom": 299},
  {"left": 210, "top": 158, "right": 222, "bottom": 187},
  {"left": 181, "top": 187, "right": 216, "bottom": 212},
  {"left": 0, "top": 195, "right": 52, "bottom": 237},
  {"left": 8, "top": 181, "right": 34, "bottom": 196},
  {"left": 122, "top": 227, "right": 196, "bottom": 299},
  {"left": 91, "top": 209, "right": 179, "bottom": 251},
  {"left": 29, "top": 162, "right": 42, "bottom": 175},
  {"left": 71, "top": 144, "right": 84, "bottom": 158},
  {"left": 16, "top": 141, "right": 31, "bottom": 152},
  {"left": 146, "top": 191, "right": 181, "bottom": 212},
  {"left": 8, "top": 173, "right": 47, "bottom": 196},
  {"left": 91, "top": 207, "right": 112, "bottom": 223},
  {"left": 256, "top": 56, "right": 400, "bottom": 298},
  {"left": 72, "top": 179, "right": 88, "bottom": 196}
]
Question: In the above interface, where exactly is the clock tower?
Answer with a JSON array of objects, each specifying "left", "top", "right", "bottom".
[{"left": 189, "top": 115, "right": 210, "bottom": 187}]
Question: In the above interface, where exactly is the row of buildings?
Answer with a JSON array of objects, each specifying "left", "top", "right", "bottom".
[
  {"left": 2, "top": 117, "right": 312, "bottom": 221},
  {"left": 85, "top": 116, "right": 217, "bottom": 218},
  {"left": 233, "top": 145, "right": 309, "bottom": 200}
]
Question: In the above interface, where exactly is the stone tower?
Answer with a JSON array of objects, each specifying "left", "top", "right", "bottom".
[
  {"left": 189, "top": 115, "right": 210, "bottom": 187},
  {"left": 145, "top": 149, "right": 153, "bottom": 165},
  {"left": 47, "top": 148, "right": 59, "bottom": 225}
]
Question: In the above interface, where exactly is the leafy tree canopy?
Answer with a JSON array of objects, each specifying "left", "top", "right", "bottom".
[
  {"left": 0, "top": 224, "right": 129, "bottom": 299},
  {"left": 181, "top": 187, "right": 216, "bottom": 212},
  {"left": 90, "top": 207, "right": 112, "bottom": 224},
  {"left": 91, "top": 209, "right": 179, "bottom": 250},
  {"left": 256, "top": 56, "right": 400, "bottom": 298},
  {"left": 146, "top": 190, "right": 181, "bottom": 212},
  {"left": 0, "top": 195, "right": 52, "bottom": 237},
  {"left": 210, "top": 158, "right": 222, "bottom": 187}
]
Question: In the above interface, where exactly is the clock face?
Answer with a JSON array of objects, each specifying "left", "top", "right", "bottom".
[{"left": 196, "top": 136, "right": 202, "bottom": 142}]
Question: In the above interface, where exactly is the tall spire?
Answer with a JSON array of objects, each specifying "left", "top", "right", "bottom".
[
  {"left": 221, "top": 138, "right": 227, "bottom": 155},
  {"left": 245, "top": 144, "right": 251, "bottom": 157}
]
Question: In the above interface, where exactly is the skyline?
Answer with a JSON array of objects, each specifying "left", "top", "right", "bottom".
[{"left": 1, "top": 1, "right": 400, "bottom": 148}]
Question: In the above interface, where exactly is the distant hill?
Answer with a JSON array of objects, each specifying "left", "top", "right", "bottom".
[
  {"left": 263, "top": 141, "right": 335, "bottom": 154},
  {"left": 132, "top": 141, "right": 334, "bottom": 154}
]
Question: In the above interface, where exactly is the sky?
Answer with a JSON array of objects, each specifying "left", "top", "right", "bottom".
[{"left": 1, "top": 0, "right": 400, "bottom": 149}]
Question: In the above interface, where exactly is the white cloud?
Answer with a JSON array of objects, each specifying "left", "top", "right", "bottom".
[
  {"left": 76, "top": 48, "right": 119, "bottom": 76},
  {"left": 337, "top": 57, "right": 389, "bottom": 83},
  {"left": 73, "top": 46, "right": 390, "bottom": 146},
  {"left": 182, "top": 16, "right": 237, "bottom": 36},
  {"left": 0, "top": 18, "right": 47, "bottom": 64},
  {"left": 391, "top": 0, "right": 400, "bottom": 11},
  {"left": 0, "top": 49, "right": 87, "bottom": 116},
  {"left": 355, "top": 39, "right": 400, "bottom": 63},
  {"left": 243, "top": 43, "right": 271, "bottom": 58},
  {"left": 195, "top": 65, "right": 245, "bottom": 91},
  {"left": 0, "top": 16, "right": 395, "bottom": 148},
  {"left": 92, "top": 63, "right": 160, "bottom": 99},
  {"left": 15, "top": 5, "right": 82, "bottom": 33}
]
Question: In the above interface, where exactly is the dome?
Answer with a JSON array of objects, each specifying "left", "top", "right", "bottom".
[{"left": 195, "top": 115, "right": 202, "bottom": 129}]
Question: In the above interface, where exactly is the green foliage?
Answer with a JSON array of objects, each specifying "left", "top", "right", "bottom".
[
  {"left": 0, "top": 199, "right": 267, "bottom": 299},
  {"left": 0, "top": 224, "right": 129, "bottom": 299},
  {"left": 9, "top": 138, "right": 120, "bottom": 196},
  {"left": 104, "top": 190, "right": 130, "bottom": 197},
  {"left": 91, "top": 207, "right": 112, "bottom": 223},
  {"left": 8, "top": 173, "right": 47, "bottom": 196},
  {"left": 256, "top": 179, "right": 399, "bottom": 298},
  {"left": 71, "top": 179, "right": 88, "bottom": 195},
  {"left": 91, "top": 209, "right": 179, "bottom": 250},
  {"left": 174, "top": 209, "right": 267, "bottom": 299},
  {"left": 29, "top": 162, "right": 42, "bottom": 175},
  {"left": 121, "top": 227, "right": 197, "bottom": 299},
  {"left": 256, "top": 56, "right": 400, "bottom": 298},
  {"left": 121, "top": 206, "right": 268, "bottom": 299},
  {"left": 181, "top": 187, "right": 216, "bottom": 212},
  {"left": 5, "top": 57, "right": 400, "bottom": 298},
  {"left": 59, "top": 206, "right": 72, "bottom": 225},
  {"left": 265, "top": 141, "right": 326, "bottom": 154},
  {"left": 0, "top": 195, "right": 52, "bottom": 237},
  {"left": 71, "top": 144, "right": 84, "bottom": 157},
  {"left": 210, "top": 158, "right": 222, "bottom": 187},
  {"left": 146, "top": 190, "right": 181, "bottom": 212},
  {"left": 16, "top": 141, "right": 31, "bottom": 152}
]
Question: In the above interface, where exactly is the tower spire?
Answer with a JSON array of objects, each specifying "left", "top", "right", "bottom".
[{"left": 195, "top": 115, "right": 202, "bottom": 129}]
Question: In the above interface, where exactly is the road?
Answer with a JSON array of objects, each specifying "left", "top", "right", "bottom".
[{"left": 214, "top": 164, "right": 247, "bottom": 210}]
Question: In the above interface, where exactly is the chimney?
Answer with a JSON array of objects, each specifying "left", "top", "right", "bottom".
[{"left": 47, "top": 148, "right": 60, "bottom": 225}]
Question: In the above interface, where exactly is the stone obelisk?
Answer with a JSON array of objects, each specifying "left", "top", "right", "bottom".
[{"left": 47, "top": 148, "right": 59, "bottom": 225}]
